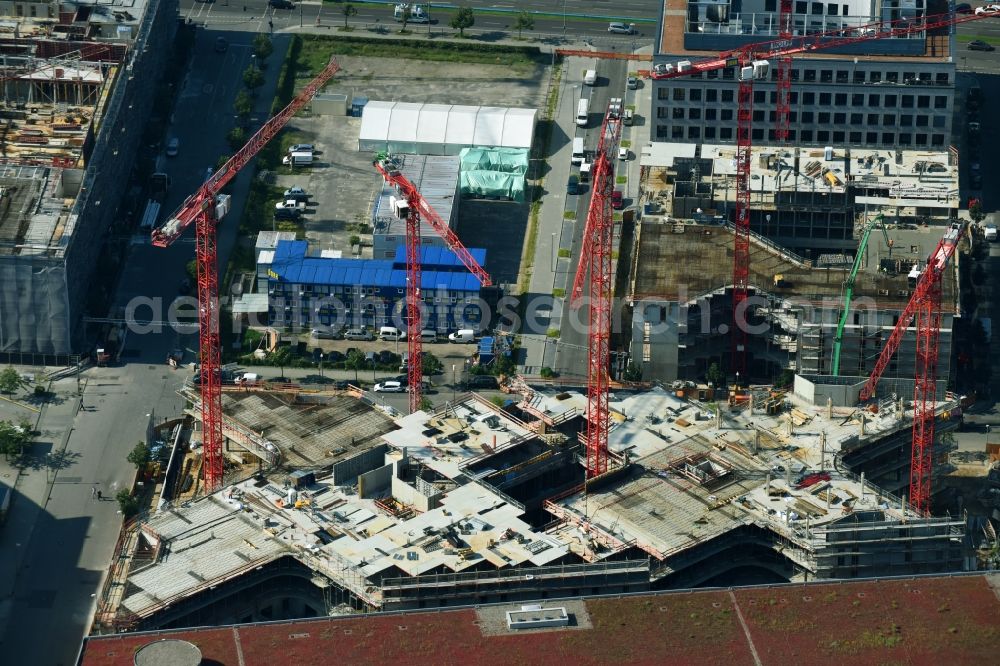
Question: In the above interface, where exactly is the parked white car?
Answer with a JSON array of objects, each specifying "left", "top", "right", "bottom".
[
  {"left": 975, "top": 4, "right": 1000, "bottom": 15},
  {"left": 374, "top": 381, "right": 405, "bottom": 393}
]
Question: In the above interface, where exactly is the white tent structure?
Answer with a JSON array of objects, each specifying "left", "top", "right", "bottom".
[{"left": 358, "top": 101, "right": 536, "bottom": 155}]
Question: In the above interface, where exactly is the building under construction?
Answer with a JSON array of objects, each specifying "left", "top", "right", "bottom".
[
  {"left": 91, "top": 382, "right": 971, "bottom": 632},
  {"left": 0, "top": 0, "right": 177, "bottom": 359}
]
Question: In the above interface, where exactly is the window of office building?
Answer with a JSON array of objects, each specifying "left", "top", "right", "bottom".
[
  {"left": 752, "top": 128, "right": 764, "bottom": 141},
  {"left": 722, "top": 90, "right": 734, "bottom": 102},
  {"left": 882, "top": 132, "right": 894, "bottom": 144},
  {"left": 852, "top": 94, "right": 863, "bottom": 106},
  {"left": 658, "top": 88, "right": 669, "bottom": 100},
  {"left": 690, "top": 88, "right": 702, "bottom": 101},
  {"left": 765, "top": 0, "right": 776, "bottom": 9},
  {"left": 827, "top": 3, "right": 838, "bottom": 13},
  {"left": 706, "top": 108, "right": 717, "bottom": 120},
  {"left": 657, "top": 107, "right": 668, "bottom": 118},
  {"left": 916, "top": 115, "right": 928, "bottom": 127},
  {"left": 721, "top": 109, "right": 734, "bottom": 120},
  {"left": 886, "top": 72, "right": 898, "bottom": 83},
  {"left": 802, "top": 111, "right": 814, "bottom": 123},
  {"left": 915, "top": 133, "right": 927, "bottom": 145},
  {"left": 819, "top": 111, "right": 830, "bottom": 123},
  {"left": 754, "top": 90, "right": 765, "bottom": 103},
  {"left": 706, "top": 89, "right": 717, "bottom": 102},
  {"left": 723, "top": 69, "right": 734, "bottom": 80},
  {"left": 721, "top": 127, "right": 733, "bottom": 140},
  {"left": 787, "top": 130, "right": 797, "bottom": 141},
  {"left": 705, "top": 126, "right": 716, "bottom": 139},
  {"left": 803, "top": 91, "right": 815, "bottom": 104},
  {"left": 836, "top": 70, "right": 848, "bottom": 83},
  {"left": 673, "top": 107, "right": 684, "bottom": 119},
  {"left": 689, "top": 108, "right": 702, "bottom": 119},
  {"left": 867, "top": 132, "right": 877, "bottom": 143},
  {"left": 883, "top": 114, "right": 896, "bottom": 126},
  {"left": 812, "top": 2, "right": 823, "bottom": 13},
  {"left": 850, "top": 113, "right": 862, "bottom": 124},
  {"left": 796, "top": 1, "right": 807, "bottom": 12},
  {"left": 870, "top": 72, "right": 882, "bottom": 83},
  {"left": 903, "top": 71, "right": 915, "bottom": 83},
  {"left": 932, "top": 115, "right": 946, "bottom": 128},
  {"left": 801, "top": 129, "right": 813, "bottom": 141},
  {"left": 885, "top": 94, "right": 897, "bottom": 107},
  {"left": 688, "top": 127, "right": 700, "bottom": 139},
  {"left": 901, "top": 115, "right": 912, "bottom": 127},
  {"left": 919, "top": 72, "right": 931, "bottom": 83},
  {"left": 868, "top": 94, "right": 880, "bottom": 107},
  {"left": 867, "top": 113, "right": 879, "bottom": 125},
  {"left": 833, "top": 131, "right": 845, "bottom": 142},
  {"left": 789, "top": 91, "right": 798, "bottom": 104},
  {"left": 834, "top": 112, "right": 846, "bottom": 124},
  {"left": 673, "top": 88, "right": 685, "bottom": 101},
  {"left": 804, "top": 69, "right": 816, "bottom": 81},
  {"left": 854, "top": 69, "right": 864, "bottom": 83},
  {"left": 902, "top": 95, "right": 914, "bottom": 108},
  {"left": 932, "top": 134, "right": 945, "bottom": 146},
  {"left": 899, "top": 133, "right": 911, "bottom": 145},
  {"left": 672, "top": 126, "right": 683, "bottom": 139},
  {"left": 753, "top": 110, "right": 765, "bottom": 122},
  {"left": 820, "top": 92, "right": 832, "bottom": 105},
  {"left": 917, "top": 95, "right": 929, "bottom": 108},
  {"left": 835, "top": 93, "right": 847, "bottom": 106},
  {"left": 934, "top": 95, "right": 947, "bottom": 109},
  {"left": 821, "top": 70, "right": 833, "bottom": 82},
  {"left": 818, "top": 130, "right": 830, "bottom": 141},
  {"left": 935, "top": 72, "right": 949, "bottom": 85},
  {"left": 707, "top": 69, "right": 719, "bottom": 79}
]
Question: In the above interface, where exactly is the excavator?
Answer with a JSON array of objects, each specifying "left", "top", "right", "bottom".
[{"left": 831, "top": 213, "right": 892, "bottom": 376}]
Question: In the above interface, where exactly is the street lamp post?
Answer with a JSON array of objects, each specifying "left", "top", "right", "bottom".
[
  {"left": 452, "top": 364, "right": 457, "bottom": 403},
  {"left": 319, "top": 353, "right": 324, "bottom": 378}
]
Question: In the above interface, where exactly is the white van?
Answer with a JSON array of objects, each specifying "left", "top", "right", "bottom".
[
  {"left": 379, "top": 326, "right": 403, "bottom": 341},
  {"left": 419, "top": 329, "right": 438, "bottom": 343},
  {"left": 571, "top": 137, "right": 585, "bottom": 165},
  {"left": 449, "top": 329, "right": 476, "bottom": 343},
  {"left": 576, "top": 98, "right": 589, "bottom": 127},
  {"left": 282, "top": 151, "right": 314, "bottom": 167},
  {"left": 584, "top": 69, "right": 597, "bottom": 85}
]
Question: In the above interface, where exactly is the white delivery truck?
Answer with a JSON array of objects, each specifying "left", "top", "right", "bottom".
[
  {"left": 449, "top": 329, "right": 475, "bottom": 343},
  {"left": 584, "top": 69, "right": 597, "bottom": 85},
  {"left": 571, "top": 137, "right": 585, "bottom": 165},
  {"left": 576, "top": 98, "right": 589, "bottom": 127},
  {"left": 283, "top": 151, "right": 314, "bottom": 167}
]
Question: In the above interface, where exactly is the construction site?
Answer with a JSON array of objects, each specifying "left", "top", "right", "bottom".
[{"left": 0, "top": 0, "right": 177, "bottom": 359}]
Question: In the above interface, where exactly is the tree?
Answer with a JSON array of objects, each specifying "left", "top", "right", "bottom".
[
  {"left": 623, "top": 362, "right": 643, "bottom": 382},
  {"left": 706, "top": 362, "right": 725, "bottom": 388},
  {"left": 226, "top": 127, "right": 246, "bottom": 151},
  {"left": 233, "top": 90, "right": 253, "bottom": 123},
  {"left": 777, "top": 369, "right": 795, "bottom": 388},
  {"left": 342, "top": 3, "right": 357, "bottom": 28},
  {"left": 0, "top": 367, "right": 23, "bottom": 395},
  {"left": 418, "top": 396, "right": 433, "bottom": 411},
  {"left": 270, "top": 347, "right": 293, "bottom": 377},
  {"left": 970, "top": 200, "right": 986, "bottom": 224},
  {"left": 243, "top": 66, "right": 264, "bottom": 91},
  {"left": 345, "top": 349, "right": 366, "bottom": 383},
  {"left": 127, "top": 441, "right": 151, "bottom": 470},
  {"left": 116, "top": 489, "right": 140, "bottom": 518},
  {"left": 0, "top": 419, "right": 30, "bottom": 459},
  {"left": 421, "top": 352, "right": 444, "bottom": 375},
  {"left": 252, "top": 33, "right": 273, "bottom": 61},
  {"left": 450, "top": 6, "right": 475, "bottom": 36},
  {"left": 513, "top": 10, "right": 534, "bottom": 39}
]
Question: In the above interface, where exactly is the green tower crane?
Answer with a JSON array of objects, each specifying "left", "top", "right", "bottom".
[{"left": 831, "top": 214, "right": 892, "bottom": 376}]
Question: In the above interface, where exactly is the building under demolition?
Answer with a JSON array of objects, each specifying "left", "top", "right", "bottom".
[
  {"left": 0, "top": 0, "right": 177, "bottom": 359},
  {"left": 92, "top": 383, "right": 970, "bottom": 633}
]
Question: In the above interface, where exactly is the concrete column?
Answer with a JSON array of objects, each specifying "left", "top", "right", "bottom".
[
  {"left": 827, "top": 396, "right": 833, "bottom": 419},
  {"left": 820, "top": 431, "right": 827, "bottom": 470},
  {"left": 860, "top": 411, "right": 866, "bottom": 435},
  {"left": 716, "top": 403, "right": 722, "bottom": 428},
  {"left": 860, "top": 471, "right": 866, "bottom": 500}
]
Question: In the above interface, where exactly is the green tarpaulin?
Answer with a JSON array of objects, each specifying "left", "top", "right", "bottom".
[{"left": 459, "top": 147, "right": 529, "bottom": 202}]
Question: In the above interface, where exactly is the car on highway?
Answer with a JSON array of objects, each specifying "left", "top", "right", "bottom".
[
  {"left": 611, "top": 190, "right": 624, "bottom": 209},
  {"left": 968, "top": 40, "right": 995, "bottom": 51},
  {"left": 269, "top": 0, "right": 294, "bottom": 9},
  {"left": 608, "top": 22, "right": 637, "bottom": 34},
  {"left": 374, "top": 380, "right": 405, "bottom": 393},
  {"left": 975, "top": 4, "right": 1000, "bottom": 15},
  {"left": 462, "top": 375, "right": 499, "bottom": 390},
  {"left": 273, "top": 207, "right": 301, "bottom": 222},
  {"left": 626, "top": 75, "right": 639, "bottom": 90}
]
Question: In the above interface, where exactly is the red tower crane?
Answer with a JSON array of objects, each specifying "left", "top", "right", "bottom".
[
  {"left": 374, "top": 157, "right": 492, "bottom": 413},
  {"left": 857, "top": 222, "right": 965, "bottom": 514},
  {"left": 570, "top": 101, "right": 623, "bottom": 478},
  {"left": 649, "top": 10, "right": 996, "bottom": 375},
  {"left": 152, "top": 58, "right": 341, "bottom": 492}
]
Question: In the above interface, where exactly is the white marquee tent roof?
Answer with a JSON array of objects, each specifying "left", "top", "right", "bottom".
[{"left": 360, "top": 101, "right": 536, "bottom": 150}]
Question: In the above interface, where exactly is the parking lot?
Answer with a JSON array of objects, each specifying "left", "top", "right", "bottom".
[{"left": 268, "top": 54, "right": 549, "bottom": 282}]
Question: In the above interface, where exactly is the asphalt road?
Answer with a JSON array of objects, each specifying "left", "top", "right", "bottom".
[{"left": 180, "top": 0, "right": 658, "bottom": 43}]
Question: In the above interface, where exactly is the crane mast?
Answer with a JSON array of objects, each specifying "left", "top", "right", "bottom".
[
  {"left": 152, "top": 58, "right": 341, "bottom": 492},
  {"left": 831, "top": 213, "right": 891, "bottom": 376},
  {"left": 374, "top": 157, "right": 492, "bottom": 413},
  {"left": 571, "top": 101, "right": 622, "bottom": 478}
]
